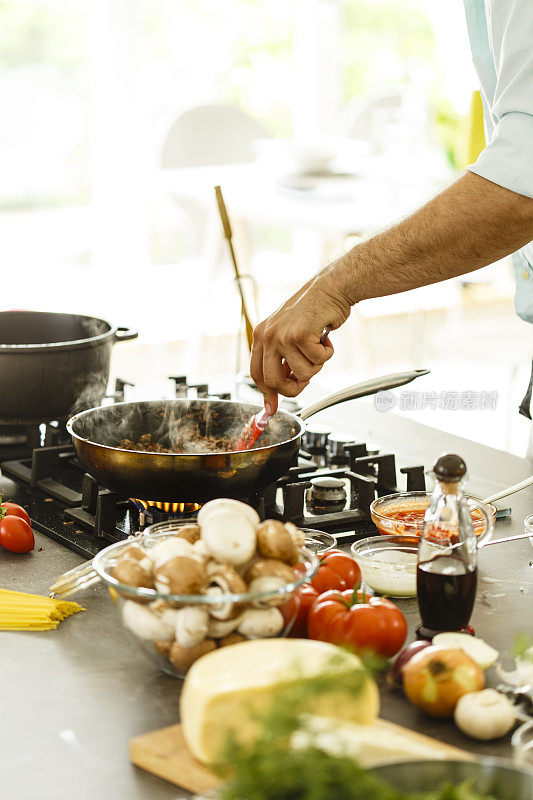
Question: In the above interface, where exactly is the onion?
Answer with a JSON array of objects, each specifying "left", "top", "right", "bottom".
[
  {"left": 403, "top": 647, "right": 485, "bottom": 718},
  {"left": 388, "top": 640, "right": 432, "bottom": 688}
]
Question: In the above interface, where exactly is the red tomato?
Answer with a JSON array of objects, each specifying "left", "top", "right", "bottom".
[
  {"left": 2, "top": 502, "right": 31, "bottom": 527},
  {"left": 280, "top": 583, "right": 319, "bottom": 637},
  {"left": 307, "top": 589, "right": 407, "bottom": 658},
  {"left": 310, "top": 549, "right": 361, "bottom": 594},
  {"left": 0, "top": 516, "right": 34, "bottom": 553}
]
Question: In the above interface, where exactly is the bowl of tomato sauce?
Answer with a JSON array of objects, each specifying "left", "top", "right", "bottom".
[{"left": 370, "top": 491, "right": 496, "bottom": 546}]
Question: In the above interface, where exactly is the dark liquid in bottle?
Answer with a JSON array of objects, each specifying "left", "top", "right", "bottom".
[{"left": 417, "top": 555, "right": 477, "bottom": 634}]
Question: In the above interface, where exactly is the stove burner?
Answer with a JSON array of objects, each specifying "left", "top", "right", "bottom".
[
  {"left": 0, "top": 372, "right": 428, "bottom": 556},
  {"left": 327, "top": 433, "right": 356, "bottom": 466},
  {"left": 130, "top": 498, "right": 202, "bottom": 528},
  {"left": 309, "top": 476, "right": 347, "bottom": 514}
]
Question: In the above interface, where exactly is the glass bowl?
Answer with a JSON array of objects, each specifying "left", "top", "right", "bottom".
[
  {"left": 351, "top": 535, "right": 418, "bottom": 597},
  {"left": 300, "top": 528, "right": 336, "bottom": 554},
  {"left": 370, "top": 491, "right": 496, "bottom": 546},
  {"left": 93, "top": 525, "right": 319, "bottom": 679}
]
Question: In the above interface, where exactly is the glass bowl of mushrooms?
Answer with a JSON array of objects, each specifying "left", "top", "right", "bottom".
[{"left": 93, "top": 499, "right": 320, "bottom": 678}]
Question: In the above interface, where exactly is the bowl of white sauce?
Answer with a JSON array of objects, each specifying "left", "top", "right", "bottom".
[{"left": 351, "top": 535, "right": 418, "bottom": 597}]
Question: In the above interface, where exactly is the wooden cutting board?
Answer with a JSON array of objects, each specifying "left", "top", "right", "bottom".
[{"left": 129, "top": 719, "right": 471, "bottom": 794}]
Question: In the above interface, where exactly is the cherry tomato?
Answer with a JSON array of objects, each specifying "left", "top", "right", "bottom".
[
  {"left": 0, "top": 515, "right": 34, "bottom": 553},
  {"left": 310, "top": 549, "right": 361, "bottom": 594},
  {"left": 307, "top": 589, "right": 407, "bottom": 658},
  {"left": 1, "top": 502, "right": 31, "bottom": 527},
  {"left": 280, "top": 583, "right": 319, "bottom": 637}
]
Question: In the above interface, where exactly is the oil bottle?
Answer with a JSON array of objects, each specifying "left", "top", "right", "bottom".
[{"left": 417, "top": 452, "right": 480, "bottom": 639}]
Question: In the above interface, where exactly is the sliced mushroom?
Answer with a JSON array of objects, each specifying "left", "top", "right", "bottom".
[
  {"left": 201, "top": 508, "right": 256, "bottom": 565},
  {"left": 245, "top": 559, "right": 296, "bottom": 607},
  {"left": 256, "top": 520, "right": 299, "bottom": 564},
  {"left": 154, "top": 555, "right": 207, "bottom": 595},
  {"left": 198, "top": 498, "right": 260, "bottom": 530},
  {"left": 150, "top": 537, "right": 196, "bottom": 569},
  {"left": 176, "top": 524, "right": 201, "bottom": 544},
  {"left": 207, "top": 613, "right": 243, "bottom": 638},
  {"left": 237, "top": 607, "right": 284, "bottom": 639},
  {"left": 217, "top": 632, "right": 246, "bottom": 648},
  {"left": 174, "top": 606, "right": 209, "bottom": 648},
  {"left": 169, "top": 639, "right": 217, "bottom": 672},
  {"left": 205, "top": 564, "right": 247, "bottom": 619},
  {"left": 122, "top": 600, "right": 175, "bottom": 641}
]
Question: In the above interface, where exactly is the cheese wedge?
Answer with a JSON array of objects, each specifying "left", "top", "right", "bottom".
[
  {"left": 292, "top": 716, "right": 458, "bottom": 767},
  {"left": 180, "top": 638, "right": 379, "bottom": 764}
]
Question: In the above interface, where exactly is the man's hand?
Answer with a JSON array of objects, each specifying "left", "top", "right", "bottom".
[{"left": 250, "top": 271, "right": 351, "bottom": 413}]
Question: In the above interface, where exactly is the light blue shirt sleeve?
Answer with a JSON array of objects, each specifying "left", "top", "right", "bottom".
[{"left": 467, "top": 0, "right": 533, "bottom": 200}]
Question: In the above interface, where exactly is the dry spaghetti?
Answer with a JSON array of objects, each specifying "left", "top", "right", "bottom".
[{"left": 0, "top": 587, "right": 84, "bottom": 630}]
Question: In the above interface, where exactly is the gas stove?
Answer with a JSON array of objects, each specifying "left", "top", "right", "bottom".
[{"left": 0, "top": 376, "right": 427, "bottom": 559}]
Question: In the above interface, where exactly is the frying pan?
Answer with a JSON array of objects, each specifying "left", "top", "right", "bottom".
[{"left": 67, "top": 369, "right": 428, "bottom": 501}]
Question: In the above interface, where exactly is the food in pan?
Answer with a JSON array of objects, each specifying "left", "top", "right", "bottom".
[
  {"left": 118, "top": 432, "right": 237, "bottom": 454},
  {"left": 110, "top": 499, "right": 315, "bottom": 674}
]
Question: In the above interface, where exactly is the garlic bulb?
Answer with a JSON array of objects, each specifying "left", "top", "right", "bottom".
[{"left": 454, "top": 689, "right": 516, "bottom": 740}]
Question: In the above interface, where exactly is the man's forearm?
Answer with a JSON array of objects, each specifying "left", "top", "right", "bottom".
[{"left": 323, "top": 171, "right": 533, "bottom": 305}]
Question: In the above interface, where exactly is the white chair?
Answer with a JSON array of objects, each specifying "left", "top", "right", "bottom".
[
  {"left": 158, "top": 104, "right": 272, "bottom": 373},
  {"left": 160, "top": 103, "right": 271, "bottom": 169}
]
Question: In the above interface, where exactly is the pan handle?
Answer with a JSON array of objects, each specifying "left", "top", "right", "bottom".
[
  {"left": 115, "top": 326, "right": 138, "bottom": 343},
  {"left": 297, "top": 369, "right": 429, "bottom": 421}
]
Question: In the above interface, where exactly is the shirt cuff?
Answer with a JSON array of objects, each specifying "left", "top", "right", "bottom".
[{"left": 467, "top": 111, "right": 533, "bottom": 200}]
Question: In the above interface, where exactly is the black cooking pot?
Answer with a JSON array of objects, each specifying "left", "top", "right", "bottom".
[{"left": 0, "top": 311, "right": 137, "bottom": 423}]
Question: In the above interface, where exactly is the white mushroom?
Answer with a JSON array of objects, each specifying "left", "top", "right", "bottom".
[
  {"left": 454, "top": 689, "right": 516, "bottom": 740},
  {"left": 206, "top": 614, "right": 243, "bottom": 638},
  {"left": 201, "top": 508, "right": 256, "bottom": 565},
  {"left": 174, "top": 606, "right": 210, "bottom": 648},
  {"left": 154, "top": 555, "right": 207, "bottom": 595},
  {"left": 237, "top": 607, "right": 284, "bottom": 639},
  {"left": 192, "top": 539, "right": 210, "bottom": 560},
  {"left": 256, "top": 520, "right": 300, "bottom": 564},
  {"left": 198, "top": 498, "right": 260, "bottom": 530},
  {"left": 246, "top": 559, "right": 296, "bottom": 607},
  {"left": 205, "top": 564, "right": 247, "bottom": 619},
  {"left": 122, "top": 600, "right": 176, "bottom": 641},
  {"left": 150, "top": 537, "right": 197, "bottom": 569}
]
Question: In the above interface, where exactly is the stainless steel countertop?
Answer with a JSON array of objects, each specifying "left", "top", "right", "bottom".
[{"left": 1, "top": 403, "right": 532, "bottom": 799}]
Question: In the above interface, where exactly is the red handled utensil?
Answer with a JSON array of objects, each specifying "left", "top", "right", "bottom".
[{"left": 234, "top": 407, "right": 272, "bottom": 451}]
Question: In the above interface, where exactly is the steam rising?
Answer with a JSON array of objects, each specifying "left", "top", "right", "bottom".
[{"left": 70, "top": 399, "right": 297, "bottom": 454}]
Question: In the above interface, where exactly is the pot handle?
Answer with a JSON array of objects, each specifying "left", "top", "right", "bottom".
[
  {"left": 115, "top": 326, "right": 138, "bottom": 343},
  {"left": 298, "top": 369, "right": 429, "bottom": 421}
]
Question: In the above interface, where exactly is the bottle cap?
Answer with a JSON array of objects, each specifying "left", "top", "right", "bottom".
[{"left": 433, "top": 452, "right": 467, "bottom": 482}]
